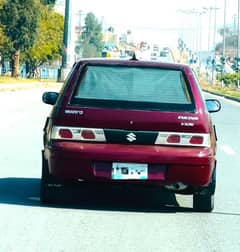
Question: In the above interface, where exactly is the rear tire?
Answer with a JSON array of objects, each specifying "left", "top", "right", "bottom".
[
  {"left": 40, "top": 154, "right": 51, "bottom": 204},
  {"left": 193, "top": 193, "right": 214, "bottom": 212},
  {"left": 193, "top": 168, "right": 216, "bottom": 212},
  {"left": 40, "top": 152, "right": 62, "bottom": 204}
]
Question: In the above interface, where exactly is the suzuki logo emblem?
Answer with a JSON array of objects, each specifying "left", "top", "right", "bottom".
[{"left": 126, "top": 133, "right": 136, "bottom": 142}]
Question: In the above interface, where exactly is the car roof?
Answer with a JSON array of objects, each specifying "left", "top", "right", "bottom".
[{"left": 74, "top": 58, "right": 190, "bottom": 71}]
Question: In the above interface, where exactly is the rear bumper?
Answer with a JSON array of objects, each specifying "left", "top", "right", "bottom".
[{"left": 44, "top": 141, "right": 216, "bottom": 186}]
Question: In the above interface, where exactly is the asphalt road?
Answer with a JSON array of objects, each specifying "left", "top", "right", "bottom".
[{"left": 0, "top": 88, "right": 240, "bottom": 252}]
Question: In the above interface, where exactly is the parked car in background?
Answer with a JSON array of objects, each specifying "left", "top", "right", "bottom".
[{"left": 41, "top": 56, "right": 221, "bottom": 212}]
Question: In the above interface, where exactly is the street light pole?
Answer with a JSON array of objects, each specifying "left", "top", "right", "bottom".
[
  {"left": 222, "top": 0, "right": 227, "bottom": 58},
  {"left": 206, "top": 7, "right": 213, "bottom": 52},
  {"left": 192, "top": 9, "right": 206, "bottom": 73},
  {"left": 177, "top": 8, "right": 206, "bottom": 64},
  {"left": 237, "top": 0, "right": 240, "bottom": 87},
  {"left": 213, "top": 1, "right": 218, "bottom": 56},
  {"left": 58, "top": 0, "right": 71, "bottom": 82}
]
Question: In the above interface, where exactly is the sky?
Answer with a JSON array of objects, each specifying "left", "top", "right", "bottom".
[{"left": 56, "top": 0, "right": 239, "bottom": 51}]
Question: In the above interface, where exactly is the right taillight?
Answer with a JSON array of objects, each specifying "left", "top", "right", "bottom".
[
  {"left": 189, "top": 135, "right": 204, "bottom": 145},
  {"left": 155, "top": 132, "right": 210, "bottom": 147}
]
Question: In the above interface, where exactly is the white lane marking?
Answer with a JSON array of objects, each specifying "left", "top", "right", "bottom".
[{"left": 220, "top": 145, "right": 236, "bottom": 156}]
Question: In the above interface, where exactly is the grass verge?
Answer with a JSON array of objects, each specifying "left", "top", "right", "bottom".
[
  {"left": 0, "top": 76, "right": 57, "bottom": 84},
  {"left": 200, "top": 79, "right": 240, "bottom": 101}
]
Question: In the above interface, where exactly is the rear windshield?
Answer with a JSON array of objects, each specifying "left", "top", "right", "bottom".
[{"left": 71, "top": 65, "right": 195, "bottom": 112}]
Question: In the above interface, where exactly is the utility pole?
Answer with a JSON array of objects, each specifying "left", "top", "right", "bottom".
[
  {"left": 58, "top": 0, "right": 71, "bottom": 82},
  {"left": 212, "top": 0, "right": 218, "bottom": 84},
  {"left": 220, "top": 0, "right": 227, "bottom": 87},
  {"left": 237, "top": 0, "right": 240, "bottom": 64}
]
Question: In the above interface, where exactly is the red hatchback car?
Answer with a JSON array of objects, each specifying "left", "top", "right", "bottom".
[{"left": 41, "top": 57, "right": 221, "bottom": 212}]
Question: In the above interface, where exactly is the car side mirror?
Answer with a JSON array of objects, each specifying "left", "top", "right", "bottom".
[
  {"left": 205, "top": 99, "right": 221, "bottom": 113},
  {"left": 42, "top": 92, "right": 59, "bottom": 105}
]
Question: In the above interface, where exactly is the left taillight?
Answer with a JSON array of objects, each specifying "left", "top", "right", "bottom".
[
  {"left": 51, "top": 126, "right": 106, "bottom": 142},
  {"left": 59, "top": 129, "right": 73, "bottom": 139}
]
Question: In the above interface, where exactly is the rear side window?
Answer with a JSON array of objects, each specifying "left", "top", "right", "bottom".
[{"left": 71, "top": 65, "right": 195, "bottom": 112}]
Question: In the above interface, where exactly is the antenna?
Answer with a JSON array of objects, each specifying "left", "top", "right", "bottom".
[{"left": 130, "top": 52, "right": 138, "bottom": 61}]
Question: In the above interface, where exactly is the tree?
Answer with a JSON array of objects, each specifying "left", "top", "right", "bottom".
[
  {"left": 80, "top": 12, "right": 103, "bottom": 57},
  {"left": 0, "top": 0, "right": 11, "bottom": 72},
  {"left": 0, "top": 0, "right": 40, "bottom": 77},
  {"left": 0, "top": 24, "right": 12, "bottom": 74},
  {"left": 22, "top": 8, "right": 64, "bottom": 78}
]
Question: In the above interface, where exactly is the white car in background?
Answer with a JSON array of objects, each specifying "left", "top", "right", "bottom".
[{"left": 150, "top": 52, "right": 158, "bottom": 60}]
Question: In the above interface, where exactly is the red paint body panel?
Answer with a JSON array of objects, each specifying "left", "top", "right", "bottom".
[
  {"left": 44, "top": 141, "right": 215, "bottom": 186},
  {"left": 55, "top": 107, "right": 209, "bottom": 133}
]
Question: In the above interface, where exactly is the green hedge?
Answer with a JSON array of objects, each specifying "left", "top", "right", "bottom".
[{"left": 217, "top": 72, "right": 240, "bottom": 87}]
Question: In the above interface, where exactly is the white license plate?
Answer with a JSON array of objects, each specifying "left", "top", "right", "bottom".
[{"left": 112, "top": 162, "right": 148, "bottom": 180}]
